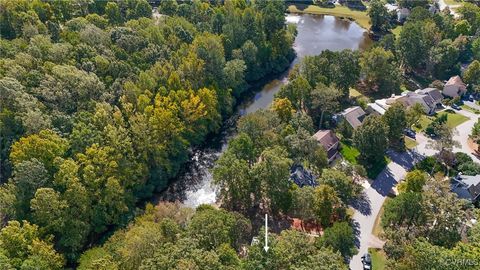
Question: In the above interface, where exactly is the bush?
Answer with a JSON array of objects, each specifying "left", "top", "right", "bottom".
[{"left": 415, "top": 156, "right": 444, "bottom": 175}]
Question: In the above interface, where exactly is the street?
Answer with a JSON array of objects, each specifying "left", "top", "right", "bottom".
[{"left": 349, "top": 108, "right": 479, "bottom": 270}]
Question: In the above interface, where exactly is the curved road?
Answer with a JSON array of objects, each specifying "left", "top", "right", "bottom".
[{"left": 349, "top": 107, "right": 479, "bottom": 270}]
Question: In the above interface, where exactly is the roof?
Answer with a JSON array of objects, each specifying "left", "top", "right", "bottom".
[
  {"left": 397, "top": 8, "right": 410, "bottom": 15},
  {"left": 340, "top": 106, "right": 366, "bottom": 129},
  {"left": 446, "top": 76, "right": 466, "bottom": 87},
  {"left": 416, "top": 88, "right": 443, "bottom": 102},
  {"left": 313, "top": 130, "right": 339, "bottom": 150},
  {"left": 405, "top": 92, "right": 435, "bottom": 109},
  {"left": 367, "top": 103, "right": 386, "bottom": 115},
  {"left": 290, "top": 165, "right": 317, "bottom": 187},
  {"left": 451, "top": 175, "right": 480, "bottom": 202}
]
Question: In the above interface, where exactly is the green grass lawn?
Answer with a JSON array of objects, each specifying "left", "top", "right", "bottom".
[
  {"left": 349, "top": 88, "right": 364, "bottom": 98},
  {"left": 340, "top": 141, "right": 360, "bottom": 164},
  {"left": 414, "top": 111, "right": 469, "bottom": 132},
  {"left": 371, "top": 198, "right": 388, "bottom": 239},
  {"left": 368, "top": 248, "right": 388, "bottom": 270},
  {"left": 288, "top": 5, "right": 371, "bottom": 29},
  {"left": 405, "top": 137, "right": 418, "bottom": 150}
]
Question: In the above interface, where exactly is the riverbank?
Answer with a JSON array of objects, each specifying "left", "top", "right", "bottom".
[{"left": 287, "top": 5, "right": 371, "bottom": 30}]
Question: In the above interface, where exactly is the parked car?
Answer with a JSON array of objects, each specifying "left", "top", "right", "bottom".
[
  {"left": 451, "top": 104, "right": 461, "bottom": 110},
  {"left": 361, "top": 253, "right": 372, "bottom": 270},
  {"left": 404, "top": 128, "right": 416, "bottom": 139},
  {"left": 469, "top": 95, "right": 475, "bottom": 102}
]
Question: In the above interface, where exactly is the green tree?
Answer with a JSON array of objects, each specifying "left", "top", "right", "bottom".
[
  {"left": 464, "top": 60, "right": 480, "bottom": 85},
  {"left": 0, "top": 220, "right": 65, "bottom": 269},
  {"left": 319, "top": 169, "right": 360, "bottom": 204},
  {"left": 360, "top": 47, "right": 400, "bottom": 95},
  {"left": 314, "top": 184, "right": 343, "bottom": 227},
  {"left": 317, "top": 222, "right": 357, "bottom": 258},
  {"left": 353, "top": 115, "right": 388, "bottom": 166},
  {"left": 308, "top": 83, "right": 341, "bottom": 128},
  {"left": 368, "top": 0, "right": 390, "bottom": 32},
  {"left": 383, "top": 102, "right": 407, "bottom": 150},
  {"left": 397, "top": 170, "right": 428, "bottom": 193}
]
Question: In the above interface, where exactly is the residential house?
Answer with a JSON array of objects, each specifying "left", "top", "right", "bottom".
[
  {"left": 403, "top": 91, "right": 436, "bottom": 115},
  {"left": 397, "top": 8, "right": 410, "bottom": 22},
  {"left": 367, "top": 90, "right": 441, "bottom": 116},
  {"left": 443, "top": 75, "right": 467, "bottom": 98},
  {"left": 313, "top": 130, "right": 340, "bottom": 163},
  {"left": 415, "top": 88, "right": 444, "bottom": 107},
  {"left": 290, "top": 165, "right": 316, "bottom": 187},
  {"left": 451, "top": 174, "right": 480, "bottom": 203},
  {"left": 337, "top": 106, "right": 366, "bottom": 129}
]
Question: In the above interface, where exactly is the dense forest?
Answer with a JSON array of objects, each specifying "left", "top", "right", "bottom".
[{"left": 0, "top": 0, "right": 296, "bottom": 267}]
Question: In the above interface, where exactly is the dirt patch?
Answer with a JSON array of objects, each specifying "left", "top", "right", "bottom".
[{"left": 467, "top": 138, "right": 480, "bottom": 158}]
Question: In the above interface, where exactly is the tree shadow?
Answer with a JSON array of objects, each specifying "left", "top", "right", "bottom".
[
  {"left": 349, "top": 191, "right": 372, "bottom": 216},
  {"left": 387, "top": 149, "right": 424, "bottom": 171},
  {"left": 371, "top": 169, "right": 397, "bottom": 197}
]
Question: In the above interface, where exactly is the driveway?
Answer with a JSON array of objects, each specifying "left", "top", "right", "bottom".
[
  {"left": 349, "top": 108, "right": 479, "bottom": 270},
  {"left": 438, "top": 0, "right": 461, "bottom": 18}
]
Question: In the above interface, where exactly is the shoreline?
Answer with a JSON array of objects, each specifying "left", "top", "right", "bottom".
[{"left": 287, "top": 4, "right": 371, "bottom": 30}]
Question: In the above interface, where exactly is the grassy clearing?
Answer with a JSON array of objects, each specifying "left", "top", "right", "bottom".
[
  {"left": 405, "top": 137, "right": 418, "bottom": 150},
  {"left": 368, "top": 248, "right": 388, "bottom": 270},
  {"left": 349, "top": 88, "right": 364, "bottom": 98},
  {"left": 340, "top": 141, "right": 360, "bottom": 164},
  {"left": 414, "top": 111, "right": 469, "bottom": 132},
  {"left": 288, "top": 5, "right": 371, "bottom": 29}
]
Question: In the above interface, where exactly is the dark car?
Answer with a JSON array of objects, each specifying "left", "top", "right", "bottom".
[
  {"left": 469, "top": 95, "right": 475, "bottom": 102},
  {"left": 361, "top": 253, "right": 372, "bottom": 270},
  {"left": 404, "top": 128, "right": 416, "bottom": 139},
  {"left": 451, "top": 104, "right": 461, "bottom": 110}
]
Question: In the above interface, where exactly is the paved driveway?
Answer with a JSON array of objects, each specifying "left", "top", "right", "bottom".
[{"left": 349, "top": 108, "right": 479, "bottom": 270}]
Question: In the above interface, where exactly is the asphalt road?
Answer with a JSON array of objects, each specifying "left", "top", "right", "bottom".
[{"left": 349, "top": 107, "right": 479, "bottom": 270}]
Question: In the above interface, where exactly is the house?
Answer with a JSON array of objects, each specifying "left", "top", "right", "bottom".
[
  {"left": 403, "top": 91, "right": 437, "bottom": 115},
  {"left": 397, "top": 8, "right": 410, "bottom": 22},
  {"left": 313, "top": 130, "right": 340, "bottom": 163},
  {"left": 367, "top": 90, "right": 441, "bottom": 116},
  {"left": 337, "top": 106, "right": 366, "bottom": 129},
  {"left": 290, "top": 165, "right": 316, "bottom": 187},
  {"left": 415, "top": 88, "right": 443, "bottom": 107},
  {"left": 451, "top": 174, "right": 480, "bottom": 203},
  {"left": 443, "top": 76, "right": 467, "bottom": 98}
]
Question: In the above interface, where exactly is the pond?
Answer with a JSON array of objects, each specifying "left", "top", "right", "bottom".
[{"left": 156, "top": 14, "right": 372, "bottom": 207}]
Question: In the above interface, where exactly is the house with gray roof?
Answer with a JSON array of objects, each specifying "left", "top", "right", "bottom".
[
  {"left": 313, "top": 130, "right": 340, "bottom": 163},
  {"left": 337, "top": 106, "right": 366, "bottom": 129},
  {"left": 451, "top": 174, "right": 480, "bottom": 203},
  {"left": 415, "top": 88, "right": 443, "bottom": 107}
]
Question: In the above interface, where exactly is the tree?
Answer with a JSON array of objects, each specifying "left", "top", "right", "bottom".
[
  {"left": 105, "top": 2, "right": 122, "bottom": 24},
  {"left": 398, "top": 21, "right": 437, "bottom": 70},
  {"left": 308, "top": 83, "right": 341, "bottom": 128},
  {"left": 294, "top": 249, "right": 348, "bottom": 270},
  {"left": 314, "top": 184, "right": 343, "bottom": 227},
  {"left": 223, "top": 59, "right": 246, "bottom": 97},
  {"left": 353, "top": 115, "right": 388, "bottom": 166},
  {"left": 368, "top": 0, "right": 390, "bottom": 32},
  {"left": 272, "top": 98, "right": 295, "bottom": 123},
  {"left": 406, "top": 103, "right": 424, "bottom": 129},
  {"left": 382, "top": 192, "right": 426, "bottom": 229},
  {"left": 317, "top": 222, "right": 357, "bottom": 258},
  {"left": 318, "top": 169, "right": 360, "bottom": 204},
  {"left": 427, "top": 123, "right": 460, "bottom": 174},
  {"left": 383, "top": 102, "right": 407, "bottom": 150},
  {"left": 360, "top": 47, "right": 400, "bottom": 95},
  {"left": 464, "top": 60, "right": 480, "bottom": 85},
  {"left": 0, "top": 220, "right": 65, "bottom": 270},
  {"left": 397, "top": 170, "right": 428, "bottom": 193}
]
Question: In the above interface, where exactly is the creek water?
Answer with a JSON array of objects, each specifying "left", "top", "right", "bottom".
[{"left": 156, "top": 13, "right": 372, "bottom": 207}]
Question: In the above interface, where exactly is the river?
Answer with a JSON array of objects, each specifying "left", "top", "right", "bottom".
[{"left": 156, "top": 14, "right": 372, "bottom": 207}]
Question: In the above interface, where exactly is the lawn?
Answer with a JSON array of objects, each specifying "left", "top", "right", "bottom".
[
  {"left": 340, "top": 141, "right": 360, "bottom": 164},
  {"left": 368, "top": 248, "right": 388, "bottom": 270},
  {"left": 414, "top": 111, "right": 469, "bottom": 132},
  {"left": 288, "top": 5, "right": 371, "bottom": 29},
  {"left": 349, "top": 88, "right": 364, "bottom": 98},
  {"left": 405, "top": 137, "right": 418, "bottom": 150}
]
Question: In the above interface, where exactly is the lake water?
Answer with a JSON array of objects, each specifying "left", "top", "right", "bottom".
[{"left": 156, "top": 14, "right": 372, "bottom": 207}]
